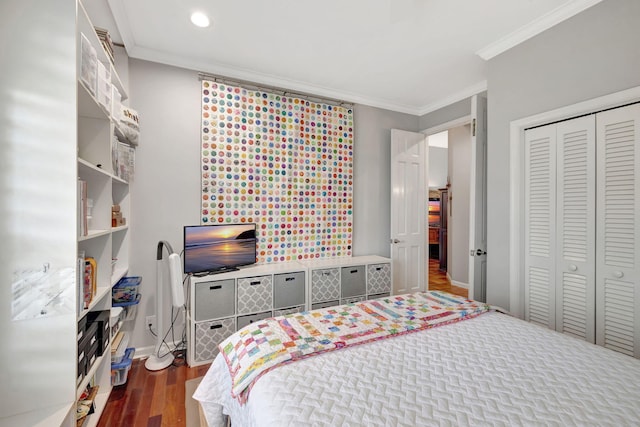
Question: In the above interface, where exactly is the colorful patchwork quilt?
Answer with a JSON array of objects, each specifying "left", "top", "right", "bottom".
[{"left": 219, "top": 291, "right": 490, "bottom": 403}]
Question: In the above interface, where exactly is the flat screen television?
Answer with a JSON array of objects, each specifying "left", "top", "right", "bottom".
[{"left": 183, "top": 223, "right": 257, "bottom": 275}]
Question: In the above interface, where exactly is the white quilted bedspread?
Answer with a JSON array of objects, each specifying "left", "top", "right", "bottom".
[{"left": 193, "top": 312, "right": 640, "bottom": 426}]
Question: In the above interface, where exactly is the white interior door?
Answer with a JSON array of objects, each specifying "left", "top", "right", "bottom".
[
  {"left": 391, "top": 129, "right": 428, "bottom": 294},
  {"left": 468, "top": 95, "right": 487, "bottom": 301}
]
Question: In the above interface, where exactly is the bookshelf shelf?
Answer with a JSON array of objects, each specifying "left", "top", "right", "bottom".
[{"left": 79, "top": 229, "right": 111, "bottom": 241}]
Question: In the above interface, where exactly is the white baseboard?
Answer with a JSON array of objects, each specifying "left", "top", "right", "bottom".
[
  {"left": 133, "top": 340, "right": 185, "bottom": 360},
  {"left": 446, "top": 273, "right": 469, "bottom": 289}
]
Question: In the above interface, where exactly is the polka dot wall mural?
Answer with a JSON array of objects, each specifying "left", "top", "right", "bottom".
[{"left": 201, "top": 80, "right": 354, "bottom": 264}]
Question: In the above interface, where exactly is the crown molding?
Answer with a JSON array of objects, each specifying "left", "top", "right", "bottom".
[
  {"left": 417, "top": 81, "right": 487, "bottom": 117},
  {"left": 476, "top": 0, "right": 602, "bottom": 60}
]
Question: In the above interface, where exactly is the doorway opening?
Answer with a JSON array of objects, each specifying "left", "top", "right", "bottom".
[{"left": 426, "top": 128, "right": 469, "bottom": 299}]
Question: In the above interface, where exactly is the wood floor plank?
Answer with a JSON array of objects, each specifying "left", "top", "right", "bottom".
[
  {"left": 147, "top": 414, "right": 162, "bottom": 427},
  {"left": 133, "top": 367, "right": 157, "bottom": 426}
]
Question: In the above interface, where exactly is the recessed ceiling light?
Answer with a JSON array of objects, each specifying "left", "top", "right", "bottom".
[{"left": 190, "top": 11, "right": 210, "bottom": 28}]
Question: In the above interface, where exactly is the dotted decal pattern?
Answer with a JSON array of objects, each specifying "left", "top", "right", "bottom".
[{"left": 201, "top": 80, "right": 354, "bottom": 264}]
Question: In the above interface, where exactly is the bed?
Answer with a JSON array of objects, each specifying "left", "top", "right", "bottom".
[{"left": 193, "top": 291, "right": 640, "bottom": 426}]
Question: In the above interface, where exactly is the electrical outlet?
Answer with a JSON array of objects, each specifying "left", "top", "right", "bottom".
[{"left": 146, "top": 315, "right": 156, "bottom": 333}]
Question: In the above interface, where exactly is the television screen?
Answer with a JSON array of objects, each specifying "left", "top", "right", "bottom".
[
  {"left": 428, "top": 200, "right": 440, "bottom": 227},
  {"left": 183, "top": 224, "right": 257, "bottom": 275}
]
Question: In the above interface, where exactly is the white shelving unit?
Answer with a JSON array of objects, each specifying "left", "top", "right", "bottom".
[{"left": 74, "top": 1, "right": 134, "bottom": 425}]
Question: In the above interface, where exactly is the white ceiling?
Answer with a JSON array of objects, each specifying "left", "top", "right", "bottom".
[{"left": 92, "top": 0, "right": 601, "bottom": 115}]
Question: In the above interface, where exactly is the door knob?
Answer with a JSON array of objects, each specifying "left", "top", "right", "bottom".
[
  {"left": 475, "top": 249, "right": 486, "bottom": 256},
  {"left": 613, "top": 271, "right": 624, "bottom": 279},
  {"left": 390, "top": 238, "right": 400, "bottom": 244},
  {"left": 569, "top": 264, "right": 577, "bottom": 272}
]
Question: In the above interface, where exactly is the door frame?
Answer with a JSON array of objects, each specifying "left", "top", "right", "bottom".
[
  {"left": 422, "top": 115, "right": 472, "bottom": 288},
  {"left": 508, "top": 85, "right": 640, "bottom": 319}
]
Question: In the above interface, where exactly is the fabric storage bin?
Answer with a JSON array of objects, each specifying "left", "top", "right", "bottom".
[
  {"left": 341, "top": 295, "right": 366, "bottom": 305},
  {"left": 194, "top": 317, "right": 235, "bottom": 363},
  {"left": 311, "top": 268, "right": 340, "bottom": 303},
  {"left": 274, "top": 271, "right": 305, "bottom": 309},
  {"left": 237, "top": 275, "right": 273, "bottom": 314},
  {"left": 237, "top": 311, "right": 272, "bottom": 329},
  {"left": 274, "top": 305, "right": 305, "bottom": 316},
  {"left": 311, "top": 299, "right": 340, "bottom": 310},
  {"left": 195, "top": 279, "right": 235, "bottom": 321},
  {"left": 341, "top": 265, "right": 366, "bottom": 298},
  {"left": 111, "top": 347, "right": 135, "bottom": 386},
  {"left": 368, "top": 292, "right": 391, "bottom": 300},
  {"left": 367, "top": 263, "right": 391, "bottom": 295}
]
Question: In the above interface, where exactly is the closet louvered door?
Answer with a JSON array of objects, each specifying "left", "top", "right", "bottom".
[
  {"left": 555, "top": 116, "right": 596, "bottom": 342},
  {"left": 596, "top": 104, "right": 640, "bottom": 357},
  {"left": 524, "top": 116, "right": 596, "bottom": 338},
  {"left": 524, "top": 126, "right": 557, "bottom": 329}
]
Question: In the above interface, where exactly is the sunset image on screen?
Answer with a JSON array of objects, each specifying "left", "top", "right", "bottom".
[{"left": 184, "top": 224, "right": 256, "bottom": 274}]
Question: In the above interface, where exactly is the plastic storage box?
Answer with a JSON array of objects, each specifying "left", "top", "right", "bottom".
[
  {"left": 112, "top": 293, "right": 141, "bottom": 321},
  {"left": 112, "top": 276, "right": 142, "bottom": 303},
  {"left": 111, "top": 347, "right": 135, "bottom": 386}
]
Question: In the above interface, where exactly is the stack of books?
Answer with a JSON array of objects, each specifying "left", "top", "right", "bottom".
[{"left": 94, "top": 27, "right": 115, "bottom": 64}]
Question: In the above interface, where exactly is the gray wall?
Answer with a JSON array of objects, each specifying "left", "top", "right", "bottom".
[
  {"left": 486, "top": 0, "right": 640, "bottom": 308},
  {"left": 128, "top": 59, "right": 202, "bottom": 351},
  {"left": 428, "top": 146, "right": 448, "bottom": 188},
  {"left": 352, "top": 105, "right": 418, "bottom": 258},
  {"left": 447, "top": 125, "right": 471, "bottom": 285},
  {"left": 127, "top": 60, "right": 418, "bottom": 350}
]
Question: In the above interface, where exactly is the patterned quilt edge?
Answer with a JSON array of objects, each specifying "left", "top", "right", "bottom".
[{"left": 220, "top": 292, "right": 493, "bottom": 404}]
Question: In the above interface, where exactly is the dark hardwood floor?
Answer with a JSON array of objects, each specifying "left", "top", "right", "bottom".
[
  {"left": 98, "top": 355, "right": 210, "bottom": 427},
  {"left": 99, "top": 258, "right": 466, "bottom": 426}
]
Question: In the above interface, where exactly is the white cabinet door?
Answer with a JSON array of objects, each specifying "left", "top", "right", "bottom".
[
  {"left": 596, "top": 103, "right": 640, "bottom": 357},
  {"left": 524, "top": 124, "right": 557, "bottom": 329},
  {"left": 555, "top": 116, "right": 596, "bottom": 342}
]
